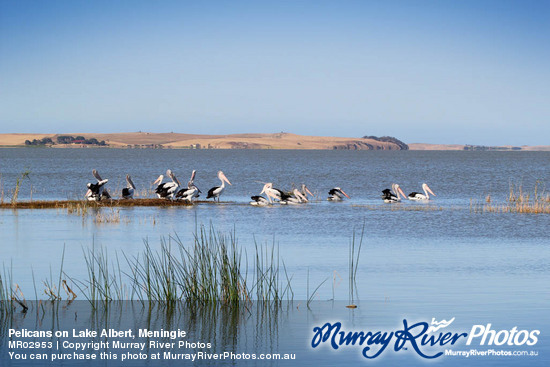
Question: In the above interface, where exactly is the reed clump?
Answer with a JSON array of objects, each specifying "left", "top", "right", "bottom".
[
  {"left": 480, "top": 182, "right": 550, "bottom": 214},
  {"left": 69, "top": 225, "right": 292, "bottom": 307},
  {"left": 10, "top": 169, "right": 31, "bottom": 206},
  {"left": 93, "top": 208, "right": 124, "bottom": 224},
  {"left": 66, "top": 201, "right": 89, "bottom": 216}
]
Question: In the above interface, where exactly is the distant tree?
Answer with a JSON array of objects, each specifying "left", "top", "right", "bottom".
[
  {"left": 75, "top": 136, "right": 85, "bottom": 141},
  {"left": 25, "top": 140, "right": 31, "bottom": 145},
  {"left": 99, "top": 140, "right": 106, "bottom": 146},
  {"left": 57, "top": 135, "right": 75, "bottom": 144},
  {"left": 41, "top": 137, "right": 53, "bottom": 145}
]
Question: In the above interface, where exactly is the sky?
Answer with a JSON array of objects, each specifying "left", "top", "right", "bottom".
[{"left": 1, "top": 0, "right": 549, "bottom": 145}]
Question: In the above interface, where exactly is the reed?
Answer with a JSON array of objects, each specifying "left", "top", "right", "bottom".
[
  {"left": 306, "top": 268, "right": 328, "bottom": 309},
  {"left": 73, "top": 225, "right": 294, "bottom": 306},
  {"left": 345, "top": 223, "right": 365, "bottom": 308},
  {"left": 0, "top": 266, "right": 12, "bottom": 316},
  {"left": 69, "top": 244, "right": 125, "bottom": 308},
  {"left": 66, "top": 201, "right": 89, "bottom": 216},
  {"left": 10, "top": 169, "right": 31, "bottom": 205},
  {"left": 480, "top": 181, "right": 550, "bottom": 214},
  {"left": 93, "top": 208, "right": 123, "bottom": 223}
]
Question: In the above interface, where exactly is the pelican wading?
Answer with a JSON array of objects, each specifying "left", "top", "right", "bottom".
[
  {"left": 327, "top": 187, "right": 350, "bottom": 201},
  {"left": 408, "top": 183, "right": 436, "bottom": 200},
  {"left": 206, "top": 171, "right": 231, "bottom": 202},
  {"left": 382, "top": 183, "right": 406, "bottom": 203}
]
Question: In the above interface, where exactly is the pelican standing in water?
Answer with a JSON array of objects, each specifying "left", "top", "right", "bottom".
[
  {"left": 327, "top": 187, "right": 350, "bottom": 201},
  {"left": 176, "top": 170, "right": 201, "bottom": 202},
  {"left": 281, "top": 184, "right": 313, "bottom": 205},
  {"left": 85, "top": 169, "right": 111, "bottom": 201},
  {"left": 206, "top": 171, "right": 231, "bottom": 202},
  {"left": 408, "top": 183, "right": 436, "bottom": 201},
  {"left": 281, "top": 189, "right": 309, "bottom": 205},
  {"left": 122, "top": 174, "right": 136, "bottom": 199},
  {"left": 153, "top": 170, "right": 180, "bottom": 200},
  {"left": 382, "top": 183, "right": 406, "bottom": 203},
  {"left": 250, "top": 183, "right": 280, "bottom": 205},
  {"left": 299, "top": 184, "right": 314, "bottom": 201}
]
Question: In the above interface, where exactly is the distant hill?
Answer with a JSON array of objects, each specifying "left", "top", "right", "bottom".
[
  {"left": 0, "top": 132, "right": 407, "bottom": 150},
  {"left": 362, "top": 136, "right": 409, "bottom": 150}
]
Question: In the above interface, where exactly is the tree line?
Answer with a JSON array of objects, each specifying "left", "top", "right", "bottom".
[{"left": 25, "top": 136, "right": 106, "bottom": 146}]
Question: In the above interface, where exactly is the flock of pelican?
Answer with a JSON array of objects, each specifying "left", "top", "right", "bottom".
[{"left": 85, "top": 170, "right": 435, "bottom": 205}]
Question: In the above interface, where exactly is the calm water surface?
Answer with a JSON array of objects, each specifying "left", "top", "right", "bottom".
[{"left": 0, "top": 148, "right": 549, "bottom": 365}]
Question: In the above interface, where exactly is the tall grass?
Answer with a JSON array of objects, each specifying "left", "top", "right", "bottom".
[
  {"left": 67, "top": 225, "right": 293, "bottom": 307},
  {"left": 346, "top": 223, "right": 365, "bottom": 308},
  {"left": 473, "top": 181, "right": 550, "bottom": 214},
  {"left": 10, "top": 169, "right": 31, "bottom": 205},
  {"left": 70, "top": 244, "right": 125, "bottom": 308},
  {"left": 0, "top": 265, "right": 13, "bottom": 316}
]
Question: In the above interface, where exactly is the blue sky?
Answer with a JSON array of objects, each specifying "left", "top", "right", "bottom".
[{"left": 1, "top": 0, "right": 549, "bottom": 145}]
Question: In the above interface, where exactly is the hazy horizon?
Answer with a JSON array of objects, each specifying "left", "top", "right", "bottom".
[{"left": 1, "top": 1, "right": 549, "bottom": 146}]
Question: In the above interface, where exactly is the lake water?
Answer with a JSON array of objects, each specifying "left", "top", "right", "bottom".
[{"left": 0, "top": 148, "right": 549, "bottom": 366}]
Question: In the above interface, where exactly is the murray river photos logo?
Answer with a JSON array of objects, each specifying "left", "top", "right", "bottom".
[{"left": 311, "top": 318, "right": 540, "bottom": 359}]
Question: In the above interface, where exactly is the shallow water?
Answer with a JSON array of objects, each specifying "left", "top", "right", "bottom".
[{"left": 1, "top": 148, "right": 549, "bottom": 365}]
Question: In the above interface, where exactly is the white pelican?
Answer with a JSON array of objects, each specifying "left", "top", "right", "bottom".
[
  {"left": 299, "top": 184, "right": 314, "bottom": 201},
  {"left": 281, "top": 184, "right": 312, "bottom": 204},
  {"left": 176, "top": 170, "right": 201, "bottom": 201},
  {"left": 122, "top": 174, "right": 136, "bottom": 199},
  {"left": 85, "top": 169, "right": 110, "bottom": 201},
  {"left": 408, "top": 183, "right": 436, "bottom": 201},
  {"left": 153, "top": 170, "right": 180, "bottom": 200},
  {"left": 206, "top": 171, "right": 231, "bottom": 202},
  {"left": 328, "top": 187, "right": 350, "bottom": 201},
  {"left": 281, "top": 189, "right": 309, "bottom": 205},
  {"left": 382, "top": 183, "right": 406, "bottom": 203},
  {"left": 259, "top": 183, "right": 285, "bottom": 203}
]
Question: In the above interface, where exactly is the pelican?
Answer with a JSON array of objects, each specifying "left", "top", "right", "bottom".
[
  {"left": 85, "top": 169, "right": 110, "bottom": 201},
  {"left": 281, "top": 189, "right": 309, "bottom": 205},
  {"left": 122, "top": 174, "right": 136, "bottom": 199},
  {"left": 299, "top": 184, "right": 314, "bottom": 201},
  {"left": 382, "top": 183, "right": 406, "bottom": 203},
  {"left": 408, "top": 183, "right": 436, "bottom": 201},
  {"left": 250, "top": 195, "right": 271, "bottom": 206},
  {"left": 281, "top": 184, "right": 312, "bottom": 204},
  {"left": 176, "top": 170, "right": 201, "bottom": 201},
  {"left": 327, "top": 187, "right": 350, "bottom": 201},
  {"left": 251, "top": 182, "right": 284, "bottom": 205},
  {"left": 206, "top": 171, "right": 231, "bottom": 202},
  {"left": 258, "top": 183, "right": 287, "bottom": 203},
  {"left": 153, "top": 170, "right": 180, "bottom": 200}
]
